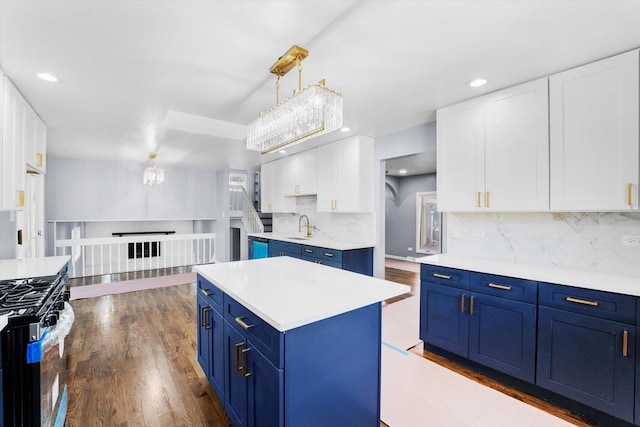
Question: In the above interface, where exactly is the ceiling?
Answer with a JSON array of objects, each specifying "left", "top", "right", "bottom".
[
  {"left": 385, "top": 151, "right": 437, "bottom": 177},
  {"left": 1, "top": 1, "right": 639, "bottom": 172}
]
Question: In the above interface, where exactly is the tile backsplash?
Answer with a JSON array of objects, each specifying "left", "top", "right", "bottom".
[
  {"left": 272, "top": 196, "right": 376, "bottom": 246},
  {"left": 446, "top": 212, "right": 640, "bottom": 277}
]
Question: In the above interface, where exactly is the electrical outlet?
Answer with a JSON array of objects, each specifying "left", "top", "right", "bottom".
[
  {"left": 623, "top": 235, "right": 640, "bottom": 246},
  {"left": 472, "top": 228, "right": 485, "bottom": 237},
  {"left": 408, "top": 247, "right": 413, "bottom": 252}
]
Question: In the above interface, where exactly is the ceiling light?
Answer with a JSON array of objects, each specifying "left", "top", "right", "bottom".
[
  {"left": 36, "top": 72, "right": 58, "bottom": 82},
  {"left": 340, "top": 127, "right": 350, "bottom": 132},
  {"left": 467, "top": 78, "right": 487, "bottom": 88},
  {"left": 247, "top": 45, "right": 343, "bottom": 154},
  {"left": 143, "top": 153, "right": 164, "bottom": 186},
  {"left": 279, "top": 150, "right": 287, "bottom": 154},
  {"left": 399, "top": 169, "right": 408, "bottom": 175}
]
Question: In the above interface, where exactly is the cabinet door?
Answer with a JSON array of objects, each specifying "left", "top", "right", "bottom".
[
  {"left": 419, "top": 282, "right": 469, "bottom": 357},
  {"left": 550, "top": 49, "right": 639, "bottom": 211},
  {"left": 283, "top": 149, "right": 317, "bottom": 196},
  {"left": 436, "top": 97, "right": 485, "bottom": 212},
  {"left": 197, "top": 293, "right": 212, "bottom": 379},
  {"left": 537, "top": 307, "right": 635, "bottom": 422},
  {"left": 35, "top": 118, "right": 46, "bottom": 173},
  {"left": 1, "top": 77, "right": 26, "bottom": 210},
  {"left": 247, "top": 344, "right": 283, "bottom": 427},
  {"left": 210, "top": 308, "right": 224, "bottom": 399},
  {"left": 260, "top": 162, "right": 275, "bottom": 213},
  {"left": 485, "top": 78, "right": 549, "bottom": 211},
  {"left": 468, "top": 293, "right": 536, "bottom": 382},
  {"left": 316, "top": 143, "right": 339, "bottom": 211},
  {"left": 224, "top": 321, "right": 249, "bottom": 427}
]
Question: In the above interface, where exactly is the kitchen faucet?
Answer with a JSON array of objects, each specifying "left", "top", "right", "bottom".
[{"left": 298, "top": 215, "right": 312, "bottom": 237}]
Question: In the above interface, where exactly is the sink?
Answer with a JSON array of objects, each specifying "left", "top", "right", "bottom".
[{"left": 287, "top": 236, "right": 311, "bottom": 241}]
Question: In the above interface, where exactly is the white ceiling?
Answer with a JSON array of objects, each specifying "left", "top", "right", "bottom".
[{"left": 1, "top": 1, "right": 639, "bottom": 172}]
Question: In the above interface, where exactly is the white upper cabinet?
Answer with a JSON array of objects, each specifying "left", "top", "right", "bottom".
[
  {"left": 283, "top": 149, "right": 317, "bottom": 196},
  {"left": 1, "top": 75, "right": 26, "bottom": 210},
  {"left": 317, "top": 135, "right": 374, "bottom": 212},
  {"left": 260, "top": 158, "right": 295, "bottom": 213},
  {"left": 437, "top": 78, "right": 549, "bottom": 212},
  {"left": 550, "top": 49, "right": 639, "bottom": 211},
  {"left": 25, "top": 105, "right": 46, "bottom": 174}
]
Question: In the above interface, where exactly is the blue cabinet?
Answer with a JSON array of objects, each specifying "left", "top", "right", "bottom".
[
  {"left": 268, "top": 240, "right": 302, "bottom": 259},
  {"left": 419, "top": 265, "right": 537, "bottom": 382},
  {"left": 537, "top": 283, "right": 635, "bottom": 423},
  {"left": 197, "top": 273, "right": 382, "bottom": 426},
  {"left": 197, "top": 278, "right": 224, "bottom": 399}
]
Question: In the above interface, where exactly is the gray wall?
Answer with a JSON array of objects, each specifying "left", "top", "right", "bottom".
[
  {"left": 0, "top": 211, "right": 16, "bottom": 259},
  {"left": 46, "top": 156, "right": 217, "bottom": 221},
  {"left": 374, "top": 121, "right": 437, "bottom": 277},
  {"left": 385, "top": 173, "right": 436, "bottom": 258}
]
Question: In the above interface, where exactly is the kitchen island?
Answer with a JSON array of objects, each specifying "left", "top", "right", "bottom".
[{"left": 194, "top": 256, "right": 409, "bottom": 426}]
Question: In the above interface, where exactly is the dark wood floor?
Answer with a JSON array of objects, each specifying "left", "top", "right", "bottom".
[{"left": 65, "top": 265, "right": 597, "bottom": 426}]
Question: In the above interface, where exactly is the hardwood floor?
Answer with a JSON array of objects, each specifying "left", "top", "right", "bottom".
[
  {"left": 64, "top": 263, "right": 598, "bottom": 426},
  {"left": 65, "top": 282, "right": 232, "bottom": 426}
]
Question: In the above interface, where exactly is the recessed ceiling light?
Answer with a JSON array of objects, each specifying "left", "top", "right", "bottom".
[
  {"left": 37, "top": 72, "right": 58, "bottom": 82},
  {"left": 467, "top": 78, "right": 487, "bottom": 88},
  {"left": 340, "top": 127, "right": 350, "bottom": 132},
  {"left": 399, "top": 169, "right": 408, "bottom": 175},
  {"left": 279, "top": 150, "right": 287, "bottom": 154}
]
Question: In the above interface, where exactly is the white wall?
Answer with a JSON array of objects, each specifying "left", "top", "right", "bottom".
[{"left": 0, "top": 211, "right": 15, "bottom": 259}]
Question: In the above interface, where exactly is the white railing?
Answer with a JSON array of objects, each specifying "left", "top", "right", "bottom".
[
  {"left": 55, "top": 233, "right": 216, "bottom": 278},
  {"left": 230, "top": 184, "right": 264, "bottom": 234}
]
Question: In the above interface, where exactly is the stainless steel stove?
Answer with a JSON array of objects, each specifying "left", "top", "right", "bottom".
[{"left": 1, "top": 271, "right": 72, "bottom": 427}]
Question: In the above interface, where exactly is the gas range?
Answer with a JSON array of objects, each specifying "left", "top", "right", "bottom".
[{"left": 0, "top": 274, "right": 70, "bottom": 336}]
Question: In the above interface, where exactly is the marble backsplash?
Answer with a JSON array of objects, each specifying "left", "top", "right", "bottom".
[
  {"left": 446, "top": 212, "right": 640, "bottom": 277},
  {"left": 272, "top": 196, "right": 376, "bottom": 246}
]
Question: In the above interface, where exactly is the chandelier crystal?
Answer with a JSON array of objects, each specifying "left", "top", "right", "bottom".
[
  {"left": 247, "top": 45, "right": 343, "bottom": 154},
  {"left": 143, "top": 153, "right": 164, "bottom": 186}
]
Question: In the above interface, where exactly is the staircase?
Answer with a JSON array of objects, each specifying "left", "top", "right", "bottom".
[{"left": 258, "top": 212, "right": 272, "bottom": 232}]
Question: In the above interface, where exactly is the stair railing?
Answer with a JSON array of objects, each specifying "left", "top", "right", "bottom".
[{"left": 230, "top": 184, "right": 264, "bottom": 234}]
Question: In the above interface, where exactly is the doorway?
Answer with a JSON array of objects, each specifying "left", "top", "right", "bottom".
[{"left": 23, "top": 172, "right": 44, "bottom": 258}]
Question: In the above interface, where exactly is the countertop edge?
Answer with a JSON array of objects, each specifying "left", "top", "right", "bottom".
[{"left": 248, "top": 233, "right": 374, "bottom": 251}]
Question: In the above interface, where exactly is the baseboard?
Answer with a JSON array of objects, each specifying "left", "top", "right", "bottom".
[{"left": 385, "top": 254, "right": 419, "bottom": 262}]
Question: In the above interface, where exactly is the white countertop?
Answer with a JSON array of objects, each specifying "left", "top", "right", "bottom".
[
  {"left": 0, "top": 256, "right": 71, "bottom": 281},
  {"left": 418, "top": 254, "right": 640, "bottom": 297},
  {"left": 194, "top": 257, "right": 409, "bottom": 331},
  {"left": 249, "top": 232, "right": 374, "bottom": 251}
]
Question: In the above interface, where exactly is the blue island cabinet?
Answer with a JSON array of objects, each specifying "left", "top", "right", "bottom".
[
  {"left": 197, "top": 277, "right": 225, "bottom": 399},
  {"left": 199, "top": 274, "right": 382, "bottom": 426}
]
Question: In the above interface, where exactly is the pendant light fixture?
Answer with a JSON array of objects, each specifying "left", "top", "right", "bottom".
[
  {"left": 143, "top": 152, "right": 164, "bottom": 186},
  {"left": 247, "top": 45, "right": 343, "bottom": 154}
]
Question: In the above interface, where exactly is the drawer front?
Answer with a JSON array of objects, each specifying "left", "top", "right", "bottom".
[
  {"left": 318, "top": 247, "right": 342, "bottom": 263},
  {"left": 539, "top": 283, "right": 636, "bottom": 324},
  {"left": 420, "top": 265, "right": 470, "bottom": 290},
  {"left": 223, "top": 295, "right": 282, "bottom": 368},
  {"left": 302, "top": 245, "right": 319, "bottom": 257},
  {"left": 198, "top": 275, "right": 223, "bottom": 312},
  {"left": 470, "top": 273, "right": 537, "bottom": 304},
  {"left": 269, "top": 240, "right": 286, "bottom": 251}
]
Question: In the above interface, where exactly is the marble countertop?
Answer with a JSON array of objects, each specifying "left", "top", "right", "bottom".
[
  {"left": 0, "top": 256, "right": 71, "bottom": 281},
  {"left": 418, "top": 254, "right": 640, "bottom": 297},
  {"left": 194, "top": 257, "right": 409, "bottom": 331},
  {"left": 248, "top": 232, "right": 373, "bottom": 251}
]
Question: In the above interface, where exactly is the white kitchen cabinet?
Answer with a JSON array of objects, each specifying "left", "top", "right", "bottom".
[
  {"left": 317, "top": 135, "right": 374, "bottom": 212},
  {"left": 25, "top": 105, "right": 46, "bottom": 174},
  {"left": 1, "top": 75, "right": 26, "bottom": 210},
  {"left": 260, "top": 159, "right": 295, "bottom": 213},
  {"left": 550, "top": 49, "right": 639, "bottom": 211},
  {"left": 283, "top": 149, "right": 317, "bottom": 196},
  {"left": 437, "top": 78, "right": 549, "bottom": 212}
]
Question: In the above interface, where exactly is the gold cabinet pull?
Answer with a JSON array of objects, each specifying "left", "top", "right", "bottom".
[
  {"left": 235, "top": 342, "right": 244, "bottom": 373},
  {"left": 469, "top": 296, "right": 475, "bottom": 315},
  {"left": 460, "top": 294, "right": 465, "bottom": 313},
  {"left": 241, "top": 348, "right": 252, "bottom": 378},
  {"left": 200, "top": 289, "right": 212, "bottom": 297},
  {"left": 235, "top": 316, "right": 255, "bottom": 330},
  {"left": 628, "top": 183, "right": 633, "bottom": 206},
  {"left": 623, "top": 330, "right": 629, "bottom": 357},
  {"left": 268, "top": 203, "right": 273, "bottom": 211},
  {"left": 477, "top": 192, "right": 482, "bottom": 208},
  {"left": 486, "top": 191, "right": 491, "bottom": 208},
  {"left": 295, "top": 184, "right": 300, "bottom": 194},
  {"left": 433, "top": 273, "right": 451, "bottom": 280},
  {"left": 565, "top": 297, "right": 599, "bottom": 307},
  {"left": 36, "top": 152, "right": 43, "bottom": 167},
  {"left": 488, "top": 283, "right": 511, "bottom": 291},
  {"left": 17, "top": 190, "right": 25, "bottom": 207}
]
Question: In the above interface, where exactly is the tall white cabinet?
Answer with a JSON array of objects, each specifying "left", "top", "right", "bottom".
[
  {"left": 1, "top": 75, "right": 26, "bottom": 211},
  {"left": 550, "top": 49, "right": 639, "bottom": 211},
  {"left": 437, "top": 78, "right": 549, "bottom": 212}
]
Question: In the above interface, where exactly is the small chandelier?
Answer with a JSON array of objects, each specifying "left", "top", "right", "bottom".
[
  {"left": 247, "top": 45, "right": 343, "bottom": 154},
  {"left": 143, "top": 153, "right": 164, "bottom": 186}
]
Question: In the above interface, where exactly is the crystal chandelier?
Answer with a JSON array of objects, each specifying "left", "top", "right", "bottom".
[
  {"left": 247, "top": 45, "right": 343, "bottom": 154},
  {"left": 143, "top": 153, "right": 164, "bottom": 186}
]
